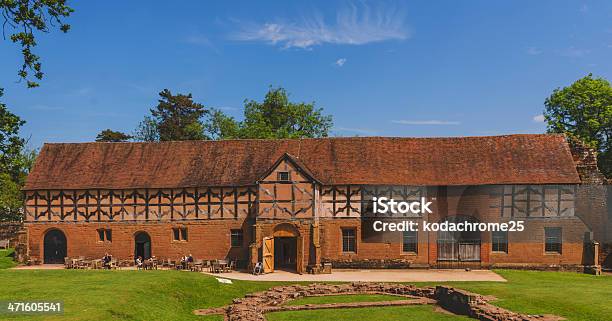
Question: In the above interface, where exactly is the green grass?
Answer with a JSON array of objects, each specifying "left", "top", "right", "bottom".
[
  {"left": 0, "top": 248, "right": 16, "bottom": 269},
  {"left": 284, "top": 293, "right": 407, "bottom": 306},
  {"left": 439, "top": 270, "right": 612, "bottom": 321},
  {"left": 267, "top": 305, "right": 472, "bottom": 321},
  {"left": 0, "top": 269, "right": 609, "bottom": 321}
]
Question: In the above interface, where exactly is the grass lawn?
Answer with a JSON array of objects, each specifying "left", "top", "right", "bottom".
[
  {"left": 0, "top": 268, "right": 608, "bottom": 321},
  {"left": 0, "top": 248, "right": 16, "bottom": 269},
  {"left": 284, "top": 293, "right": 407, "bottom": 306},
  {"left": 267, "top": 305, "right": 472, "bottom": 321}
]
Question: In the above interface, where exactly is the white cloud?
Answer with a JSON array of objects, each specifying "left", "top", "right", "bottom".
[
  {"left": 391, "top": 120, "right": 460, "bottom": 125},
  {"left": 559, "top": 47, "right": 591, "bottom": 58},
  {"left": 334, "top": 127, "right": 378, "bottom": 135},
  {"left": 533, "top": 114, "right": 545, "bottom": 123},
  {"left": 580, "top": 4, "right": 589, "bottom": 13},
  {"left": 335, "top": 58, "right": 347, "bottom": 67},
  {"left": 526, "top": 47, "right": 542, "bottom": 55},
  {"left": 232, "top": 2, "right": 410, "bottom": 49}
]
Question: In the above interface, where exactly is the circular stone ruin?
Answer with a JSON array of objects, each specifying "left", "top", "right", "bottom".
[{"left": 194, "top": 283, "right": 563, "bottom": 321}]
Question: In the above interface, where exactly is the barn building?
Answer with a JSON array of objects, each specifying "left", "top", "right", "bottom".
[{"left": 22, "top": 134, "right": 610, "bottom": 272}]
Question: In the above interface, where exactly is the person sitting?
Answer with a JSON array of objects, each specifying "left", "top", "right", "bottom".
[
  {"left": 187, "top": 254, "right": 194, "bottom": 263},
  {"left": 135, "top": 256, "right": 143, "bottom": 270},
  {"left": 102, "top": 253, "right": 112, "bottom": 269}
]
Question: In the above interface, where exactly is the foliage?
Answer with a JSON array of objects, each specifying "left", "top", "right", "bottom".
[
  {"left": 204, "top": 109, "right": 241, "bottom": 140},
  {"left": 0, "top": 89, "right": 25, "bottom": 177},
  {"left": 0, "top": 248, "right": 16, "bottom": 269},
  {"left": 0, "top": 90, "right": 35, "bottom": 221},
  {"left": 1, "top": 0, "right": 73, "bottom": 88},
  {"left": 95, "top": 129, "right": 132, "bottom": 142},
  {"left": 133, "top": 116, "right": 159, "bottom": 142},
  {"left": 544, "top": 74, "right": 612, "bottom": 177},
  {"left": 150, "top": 89, "right": 208, "bottom": 141},
  {"left": 238, "top": 87, "right": 333, "bottom": 139}
]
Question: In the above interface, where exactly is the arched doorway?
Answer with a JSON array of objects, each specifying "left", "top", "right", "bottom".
[
  {"left": 262, "top": 223, "right": 303, "bottom": 273},
  {"left": 44, "top": 229, "right": 67, "bottom": 264},
  {"left": 134, "top": 232, "right": 151, "bottom": 260},
  {"left": 437, "top": 215, "right": 481, "bottom": 268}
]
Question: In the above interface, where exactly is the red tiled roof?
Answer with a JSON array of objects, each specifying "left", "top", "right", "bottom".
[{"left": 24, "top": 134, "right": 581, "bottom": 190}]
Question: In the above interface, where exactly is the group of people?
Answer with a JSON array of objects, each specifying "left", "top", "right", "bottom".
[
  {"left": 180, "top": 254, "right": 194, "bottom": 269},
  {"left": 101, "top": 253, "right": 113, "bottom": 269}
]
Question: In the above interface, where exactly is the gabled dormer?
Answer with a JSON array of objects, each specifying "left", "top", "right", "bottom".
[{"left": 256, "top": 153, "right": 320, "bottom": 219}]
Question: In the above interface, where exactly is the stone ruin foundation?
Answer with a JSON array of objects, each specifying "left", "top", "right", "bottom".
[{"left": 193, "top": 283, "right": 564, "bottom": 321}]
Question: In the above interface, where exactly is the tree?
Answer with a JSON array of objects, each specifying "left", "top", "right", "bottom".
[
  {"left": 0, "top": 90, "right": 36, "bottom": 221},
  {"left": 0, "top": 89, "right": 26, "bottom": 178},
  {"left": 1, "top": 0, "right": 73, "bottom": 88},
  {"left": 95, "top": 129, "right": 132, "bottom": 142},
  {"left": 544, "top": 74, "right": 612, "bottom": 177},
  {"left": 151, "top": 89, "right": 208, "bottom": 141},
  {"left": 133, "top": 116, "right": 159, "bottom": 142},
  {"left": 239, "top": 87, "right": 333, "bottom": 139},
  {"left": 204, "top": 109, "right": 241, "bottom": 140}
]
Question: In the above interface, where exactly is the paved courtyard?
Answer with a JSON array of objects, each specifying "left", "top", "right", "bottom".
[{"left": 204, "top": 269, "right": 507, "bottom": 282}]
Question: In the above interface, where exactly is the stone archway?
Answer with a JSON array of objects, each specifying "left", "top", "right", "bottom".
[
  {"left": 134, "top": 231, "right": 151, "bottom": 260},
  {"left": 261, "top": 223, "right": 305, "bottom": 274}
]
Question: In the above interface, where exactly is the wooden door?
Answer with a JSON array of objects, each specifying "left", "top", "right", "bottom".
[
  {"left": 263, "top": 237, "right": 274, "bottom": 273},
  {"left": 296, "top": 236, "right": 304, "bottom": 274}
]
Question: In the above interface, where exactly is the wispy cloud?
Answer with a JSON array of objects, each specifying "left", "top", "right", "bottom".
[
  {"left": 391, "top": 120, "right": 460, "bottom": 125},
  {"left": 533, "top": 114, "right": 545, "bottom": 123},
  {"left": 183, "top": 34, "right": 220, "bottom": 54},
  {"left": 231, "top": 1, "right": 410, "bottom": 49},
  {"left": 559, "top": 47, "right": 591, "bottom": 58},
  {"left": 334, "top": 127, "right": 378, "bottom": 135},
  {"left": 335, "top": 58, "right": 347, "bottom": 67},
  {"left": 579, "top": 4, "right": 589, "bottom": 13},
  {"left": 526, "top": 47, "right": 542, "bottom": 55}
]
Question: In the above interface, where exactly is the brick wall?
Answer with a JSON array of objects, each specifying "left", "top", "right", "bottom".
[{"left": 26, "top": 219, "right": 251, "bottom": 263}]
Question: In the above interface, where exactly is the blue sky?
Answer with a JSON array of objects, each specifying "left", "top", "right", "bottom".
[{"left": 1, "top": 0, "right": 611, "bottom": 149}]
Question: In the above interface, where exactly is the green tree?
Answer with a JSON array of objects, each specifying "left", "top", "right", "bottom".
[
  {"left": 204, "top": 109, "right": 241, "bottom": 140},
  {"left": 0, "top": 89, "right": 26, "bottom": 178},
  {"left": 151, "top": 89, "right": 208, "bottom": 141},
  {"left": 239, "top": 87, "right": 333, "bottom": 139},
  {"left": 0, "top": 90, "right": 36, "bottom": 221},
  {"left": 1, "top": 0, "right": 73, "bottom": 88},
  {"left": 95, "top": 129, "right": 133, "bottom": 142},
  {"left": 544, "top": 74, "right": 612, "bottom": 177},
  {"left": 133, "top": 116, "right": 159, "bottom": 142}
]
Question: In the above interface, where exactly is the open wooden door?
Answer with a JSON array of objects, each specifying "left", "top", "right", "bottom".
[
  {"left": 263, "top": 237, "right": 274, "bottom": 273},
  {"left": 296, "top": 236, "right": 304, "bottom": 274}
]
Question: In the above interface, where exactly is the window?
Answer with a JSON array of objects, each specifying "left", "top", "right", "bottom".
[
  {"left": 277, "top": 171, "right": 290, "bottom": 181},
  {"left": 172, "top": 227, "right": 188, "bottom": 241},
  {"left": 545, "top": 227, "right": 562, "bottom": 254},
  {"left": 97, "top": 229, "right": 112, "bottom": 242},
  {"left": 402, "top": 231, "right": 418, "bottom": 253},
  {"left": 231, "top": 229, "right": 243, "bottom": 247},
  {"left": 491, "top": 231, "right": 508, "bottom": 253},
  {"left": 342, "top": 228, "right": 356, "bottom": 253}
]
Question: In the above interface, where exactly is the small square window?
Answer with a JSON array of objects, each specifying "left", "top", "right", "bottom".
[
  {"left": 173, "top": 227, "right": 187, "bottom": 241},
  {"left": 231, "top": 229, "right": 244, "bottom": 247},
  {"left": 277, "top": 171, "right": 290, "bottom": 181},
  {"left": 342, "top": 228, "right": 356, "bottom": 253},
  {"left": 97, "top": 229, "right": 111, "bottom": 242}
]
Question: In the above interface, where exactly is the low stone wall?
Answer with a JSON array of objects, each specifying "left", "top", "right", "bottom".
[
  {"left": 327, "top": 258, "right": 414, "bottom": 269},
  {"left": 194, "top": 283, "right": 562, "bottom": 321}
]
